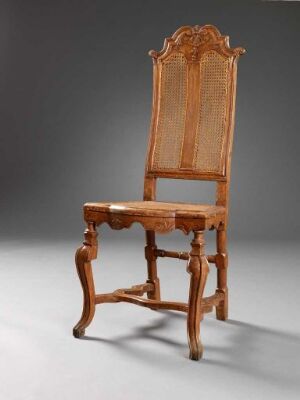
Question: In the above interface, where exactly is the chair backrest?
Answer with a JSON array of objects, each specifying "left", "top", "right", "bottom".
[{"left": 144, "top": 25, "right": 245, "bottom": 206}]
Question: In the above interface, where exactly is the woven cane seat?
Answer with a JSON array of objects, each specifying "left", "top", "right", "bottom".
[
  {"left": 84, "top": 201, "right": 225, "bottom": 233},
  {"left": 85, "top": 201, "right": 225, "bottom": 219},
  {"left": 73, "top": 25, "right": 245, "bottom": 360}
]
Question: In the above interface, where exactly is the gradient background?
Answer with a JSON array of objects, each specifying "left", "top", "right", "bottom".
[
  {"left": 1, "top": 1, "right": 300, "bottom": 400},
  {"left": 0, "top": 0, "right": 299, "bottom": 241}
]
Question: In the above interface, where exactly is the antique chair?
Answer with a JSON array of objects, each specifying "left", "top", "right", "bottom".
[{"left": 73, "top": 25, "right": 245, "bottom": 360}]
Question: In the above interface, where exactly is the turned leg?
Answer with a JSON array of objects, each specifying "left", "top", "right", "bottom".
[
  {"left": 215, "top": 228, "right": 228, "bottom": 320},
  {"left": 187, "top": 231, "right": 209, "bottom": 360},
  {"left": 73, "top": 222, "right": 98, "bottom": 338},
  {"left": 145, "top": 230, "right": 160, "bottom": 301}
]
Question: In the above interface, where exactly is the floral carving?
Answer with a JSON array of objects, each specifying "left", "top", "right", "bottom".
[
  {"left": 149, "top": 25, "right": 245, "bottom": 61},
  {"left": 179, "top": 26, "right": 212, "bottom": 47},
  {"left": 109, "top": 216, "right": 124, "bottom": 230},
  {"left": 153, "top": 220, "right": 174, "bottom": 233},
  {"left": 176, "top": 223, "right": 191, "bottom": 235}
]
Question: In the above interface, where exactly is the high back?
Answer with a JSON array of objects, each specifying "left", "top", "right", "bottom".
[
  {"left": 145, "top": 25, "right": 245, "bottom": 201},
  {"left": 74, "top": 25, "right": 246, "bottom": 359}
]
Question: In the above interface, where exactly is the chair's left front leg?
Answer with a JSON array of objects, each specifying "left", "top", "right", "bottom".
[
  {"left": 73, "top": 222, "right": 98, "bottom": 338},
  {"left": 187, "top": 231, "right": 209, "bottom": 360}
]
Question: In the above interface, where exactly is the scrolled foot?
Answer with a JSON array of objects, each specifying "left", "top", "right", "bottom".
[{"left": 73, "top": 327, "right": 85, "bottom": 338}]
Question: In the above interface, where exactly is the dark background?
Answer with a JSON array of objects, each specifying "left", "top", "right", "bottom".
[{"left": 0, "top": 0, "right": 299, "bottom": 240}]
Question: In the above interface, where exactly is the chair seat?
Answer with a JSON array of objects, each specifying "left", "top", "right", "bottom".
[
  {"left": 73, "top": 25, "right": 244, "bottom": 360},
  {"left": 84, "top": 201, "right": 225, "bottom": 234}
]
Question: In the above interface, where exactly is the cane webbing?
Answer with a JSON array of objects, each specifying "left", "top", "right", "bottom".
[
  {"left": 151, "top": 50, "right": 230, "bottom": 176},
  {"left": 152, "top": 53, "right": 187, "bottom": 169},
  {"left": 194, "top": 51, "right": 229, "bottom": 173}
]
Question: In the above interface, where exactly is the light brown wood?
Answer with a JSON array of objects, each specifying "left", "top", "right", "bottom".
[
  {"left": 187, "top": 231, "right": 209, "bottom": 360},
  {"left": 73, "top": 24, "right": 245, "bottom": 360},
  {"left": 94, "top": 283, "right": 224, "bottom": 315},
  {"left": 145, "top": 230, "right": 160, "bottom": 302},
  {"left": 154, "top": 248, "right": 216, "bottom": 264},
  {"left": 84, "top": 201, "right": 225, "bottom": 234},
  {"left": 73, "top": 222, "right": 98, "bottom": 338}
]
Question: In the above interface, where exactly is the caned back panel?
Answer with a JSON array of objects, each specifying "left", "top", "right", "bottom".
[
  {"left": 152, "top": 53, "right": 188, "bottom": 170},
  {"left": 146, "top": 25, "right": 244, "bottom": 181}
]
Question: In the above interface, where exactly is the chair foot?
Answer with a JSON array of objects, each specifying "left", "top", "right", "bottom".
[
  {"left": 187, "top": 231, "right": 209, "bottom": 361},
  {"left": 73, "top": 224, "right": 98, "bottom": 337},
  {"left": 73, "top": 327, "right": 85, "bottom": 338},
  {"left": 216, "top": 288, "right": 228, "bottom": 320},
  {"left": 189, "top": 345, "right": 203, "bottom": 361}
]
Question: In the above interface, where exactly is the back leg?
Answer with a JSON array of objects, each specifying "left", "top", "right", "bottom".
[
  {"left": 145, "top": 230, "right": 161, "bottom": 301},
  {"left": 215, "top": 228, "right": 228, "bottom": 320}
]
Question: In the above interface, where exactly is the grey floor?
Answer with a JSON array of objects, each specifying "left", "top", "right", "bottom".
[{"left": 1, "top": 233, "right": 299, "bottom": 400}]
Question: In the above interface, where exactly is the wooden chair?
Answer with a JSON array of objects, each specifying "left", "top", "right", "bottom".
[{"left": 73, "top": 25, "right": 245, "bottom": 360}]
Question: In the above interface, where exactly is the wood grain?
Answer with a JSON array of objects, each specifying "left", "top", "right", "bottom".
[{"left": 73, "top": 24, "right": 245, "bottom": 360}]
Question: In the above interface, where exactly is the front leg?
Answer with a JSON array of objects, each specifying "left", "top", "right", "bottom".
[
  {"left": 187, "top": 231, "right": 209, "bottom": 360},
  {"left": 73, "top": 222, "right": 98, "bottom": 338}
]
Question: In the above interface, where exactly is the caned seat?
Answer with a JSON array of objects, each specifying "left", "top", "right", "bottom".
[
  {"left": 73, "top": 25, "right": 245, "bottom": 361},
  {"left": 84, "top": 201, "right": 226, "bottom": 233}
]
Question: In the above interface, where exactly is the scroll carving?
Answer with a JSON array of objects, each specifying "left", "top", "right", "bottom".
[
  {"left": 73, "top": 24, "right": 244, "bottom": 360},
  {"left": 109, "top": 217, "right": 124, "bottom": 230},
  {"left": 149, "top": 24, "right": 245, "bottom": 62},
  {"left": 153, "top": 220, "right": 174, "bottom": 233}
]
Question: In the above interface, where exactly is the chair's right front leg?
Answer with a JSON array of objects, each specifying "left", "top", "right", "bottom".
[
  {"left": 187, "top": 231, "right": 209, "bottom": 360},
  {"left": 73, "top": 222, "right": 98, "bottom": 338}
]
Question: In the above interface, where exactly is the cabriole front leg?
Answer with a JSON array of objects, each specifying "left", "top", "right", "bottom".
[
  {"left": 73, "top": 222, "right": 98, "bottom": 338},
  {"left": 187, "top": 231, "right": 209, "bottom": 360}
]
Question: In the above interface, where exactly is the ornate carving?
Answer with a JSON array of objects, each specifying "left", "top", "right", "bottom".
[
  {"left": 85, "top": 207, "right": 223, "bottom": 235},
  {"left": 149, "top": 24, "right": 245, "bottom": 62},
  {"left": 109, "top": 216, "right": 124, "bottom": 230},
  {"left": 72, "top": 24, "right": 243, "bottom": 359},
  {"left": 176, "top": 222, "right": 192, "bottom": 235},
  {"left": 179, "top": 25, "right": 214, "bottom": 46},
  {"left": 153, "top": 220, "right": 174, "bottom": 233}
]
